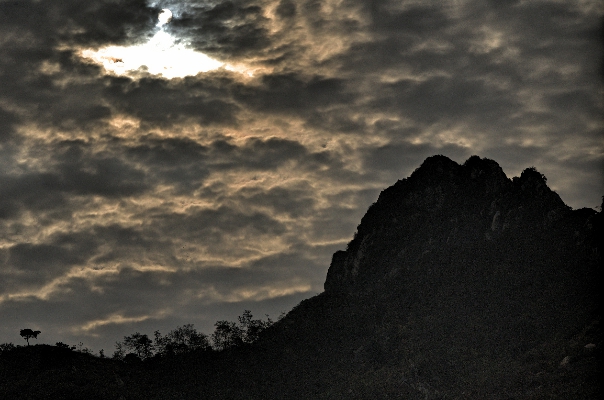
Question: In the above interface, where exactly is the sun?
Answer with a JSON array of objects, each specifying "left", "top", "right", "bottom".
[
  {"left": 80, "top": 9, "right": 225, "bottom": 79},
  {"left": 157, "top": 8, "right": 172, "bottom": 27}
]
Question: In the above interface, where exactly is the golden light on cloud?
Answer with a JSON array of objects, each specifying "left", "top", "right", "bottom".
[
  {"left": 77, "top": 313, "right": 155, "bottom": 333},
  {"left": 0, "top": 267, "right": 115, "bottom": 305},
  {"left": 196, "top": 283, "right": 312, "bottom": 303},
  {"left": 80, "top": 9, "right": 225, "bottom": 79}
]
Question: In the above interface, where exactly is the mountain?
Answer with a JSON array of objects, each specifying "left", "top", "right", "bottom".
[
  {"left": 251, "top": 155, "right": 602, "bottom": 399},
  {"left": 1, "top": 155, "right": 601, "bottom": 399}
]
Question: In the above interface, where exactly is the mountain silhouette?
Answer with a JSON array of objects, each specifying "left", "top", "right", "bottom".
[
  {"left": 1, "top": 155, "right": 601, "bottom": 399},
  {"left": 253, "top": 155, "right": 601, "bottom": 398}
]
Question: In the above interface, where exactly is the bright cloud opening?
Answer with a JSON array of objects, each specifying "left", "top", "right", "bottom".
[
  {"left": 157, "top": 8, "right": 172, "bottom": 27},
  {"left": 80, "top": 9, "right": 225, "bottom": 79}
]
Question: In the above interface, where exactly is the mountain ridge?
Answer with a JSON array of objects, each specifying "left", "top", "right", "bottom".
[
  {"left": 325, "top": 155, "right": 589, "bottom": 293},
  {"left": 259, "top": 154, "right": 601, "bottom": 398}
]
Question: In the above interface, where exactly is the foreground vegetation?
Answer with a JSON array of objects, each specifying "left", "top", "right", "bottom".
[
  {"left": 0, "top": 297, "right": 601, "bottom": 399},
  {"left": 0, "top": 310, "right": 279, "bottom": 399},
  {"left": 2, "top": 310, "right": 275, "bottom": 360}
]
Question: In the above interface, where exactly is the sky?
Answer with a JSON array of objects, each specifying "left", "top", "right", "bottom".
[{"left": 0, "top": 0, "right": 602, "bottom": 353}]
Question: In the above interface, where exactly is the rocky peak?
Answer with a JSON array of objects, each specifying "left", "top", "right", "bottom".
[
  {"left": 514, "top": 167, "right": 564, "bottom": 204},
  {"left": 324, "top": 155, "right": 578, "bottom": 293},
  {"left": 463, "top": 155, "right": 510, "bottom": 194}
]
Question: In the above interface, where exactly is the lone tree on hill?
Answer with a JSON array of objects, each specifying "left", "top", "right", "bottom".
[{"left": 20, "top": 329, "right": 41, "bottom": 346}]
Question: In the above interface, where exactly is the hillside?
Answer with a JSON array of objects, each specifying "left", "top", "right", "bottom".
[
  {"left": 255, "top": 155, "right": 602, "bottom": 398},
  {"left": 1, "top": 155, "right": 601, "bottom": 399}
]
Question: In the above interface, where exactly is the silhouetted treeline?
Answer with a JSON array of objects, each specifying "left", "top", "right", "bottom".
[
  {"left": 0, "top": 310, "right": 275, "bottom": 362},
  {"left": 112, "top": 310, "right": 274, "bottom": 361}
]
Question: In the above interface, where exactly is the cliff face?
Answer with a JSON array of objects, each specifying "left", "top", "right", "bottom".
[{"left": 325, "top": 155, "right": 588, "bottom": 293}]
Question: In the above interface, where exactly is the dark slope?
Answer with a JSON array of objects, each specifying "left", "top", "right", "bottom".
[
  {"left": 1, "top": 155, "right": 601, "bottom": 399},
  {"left": 0, "top": 345, "right": 130, "bottom": 399},
  {"left": 170, "top": 155, "right": 599, "bottom": 398},
  {"left": 251, "top": 155, "right": 602, "bottom": 398}
]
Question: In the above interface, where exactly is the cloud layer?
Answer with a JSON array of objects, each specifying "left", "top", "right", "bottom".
[{"left": 0, "top": 0, "right": 602, "bottom": 352}]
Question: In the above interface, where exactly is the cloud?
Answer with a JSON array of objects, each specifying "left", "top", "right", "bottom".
[
  {"left": 103, "top": 75, "right": 241, "bottom": 127},
  {"left": 0, "top": 243, "right": 322, "bottom": 350},
  {"left": 369, "top": 3, "right": 451, "bottom": 35},
  {"left": 233, "top": 184, "right": 317, "bottom": 218},
  {"left": 171, "top": 1, "right": 272, "bottom": 57},
  {"left": 0, "top": 0, "right": 601, "bottom": 353},
  {"left": 209, "top": 136, "right": 312, "bottom": 170},
  {"left": 0, "top": 142, "right": 148, "bottom": 222},
  {"left": 0, "top": 108, "right": 19, "bottom": 143},
  {"left": 0, "top": 0, "right": 159, "bottom": 47},
  {"left": 275, "top": 0, "right": 296, "bottom": 19},
  {"left": 233, "top": 73, "right": 352, "bottom": 116}
]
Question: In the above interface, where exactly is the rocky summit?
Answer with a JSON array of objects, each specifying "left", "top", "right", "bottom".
[
  {"left": 1, "top": 155, "right": 601, "bottom": 399},
  {"left": 326, "top": 154, "right": 585, "bottom": 292},
  {"left": 264, "top": 155, "right": 602, "bottom": 398}
]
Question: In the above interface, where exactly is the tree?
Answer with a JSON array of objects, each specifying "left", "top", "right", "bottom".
[
  {"left": 19, "top": 329, "right": 41, "bottom": 346},
  {"left": 238, "top": 310, "right": 273, "bottom": 344},
  {"left": 55, "top": 342, "right": 72, "bottom": 350},
  {"left": 122, "top": 332, "right": 153, "bottom": 360},
  {"left": 75, "top": 341, "right": 92, "bottom": 354},
  {"left": 211, "top": 320, "right": 243, "bottom": 351},
  {"left": 154, "top": 324, "right": 210, "bottom": 356},
  {"left": 112, "top": 341, "right": 126, "bottom": 360},
  {"left": 211, "top": 310, "right": 274, "bottom": 350}
]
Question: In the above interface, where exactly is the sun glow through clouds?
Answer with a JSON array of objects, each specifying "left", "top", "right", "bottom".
[
  {"left": 157, "top": 8, "right": 172, "bottom": 26},
  {"left": 80, "top": 9, "right": 225, "bottom": 79}
]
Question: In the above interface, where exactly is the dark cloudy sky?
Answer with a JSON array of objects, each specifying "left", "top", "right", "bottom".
[{"left": 0, "top": 0, "right": 602, "bottom": 352}]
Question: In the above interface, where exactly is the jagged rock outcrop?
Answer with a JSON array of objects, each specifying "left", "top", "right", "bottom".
[
  {"left": 325, "top": 155, "right": 587, "bottom": 293},
  {"left": 302, "top": 155, "right": 601, "bottom": 398}
]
